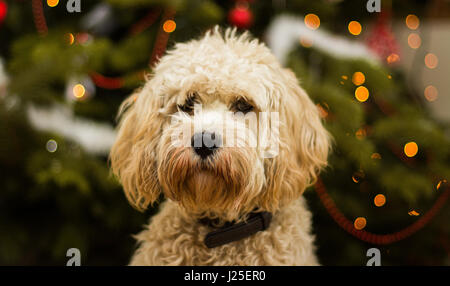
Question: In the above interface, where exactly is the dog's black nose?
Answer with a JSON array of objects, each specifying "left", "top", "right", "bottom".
[{"left": 191, "top": 132, "right": 221, "bottom": 159}]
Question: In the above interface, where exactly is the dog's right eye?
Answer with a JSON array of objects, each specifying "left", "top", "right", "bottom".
[{"left": 177, "top": 93, "right": 196, "bottom": 113}]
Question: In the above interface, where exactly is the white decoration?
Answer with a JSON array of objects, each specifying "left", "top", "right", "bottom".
[
  {"left": 265, "top": 15, "right": 379, "bottom": 65},
  {"left": 2, "top": 58, "right": 114, "bottom": 155},
  {"left": 0, "top": 58, "right": 8, "bottom": 98},
  {"left": 81, "top": 3, "right": 115, "bottom": 36},
  {"left": 27, "top": 104, "right": 116, "bottom": 155}
]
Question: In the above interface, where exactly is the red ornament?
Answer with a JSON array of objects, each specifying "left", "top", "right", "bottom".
[
  {"left": 0, "top": 1, "right": 8, "bottom": 24},
  {"left": 228, "top": 4, "right": 253, "bottom": 29},
  {"left": 366, "top": 11, "right": 400, "bottom": 63}
]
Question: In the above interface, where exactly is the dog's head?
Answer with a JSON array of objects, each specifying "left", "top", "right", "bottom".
[{"left": 110, "top": 27, "right": 330, "bottom": 221}]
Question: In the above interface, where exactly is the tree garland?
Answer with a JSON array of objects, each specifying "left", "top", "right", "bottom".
[
  {"left": 129, "top": 8, "right": 162, "bottom": 36},
  {"left": 150, "top": 8, "right": 176, "bottom": 66},
  {"left": 315, "top": 178, "right": 449, "bottom": 245},
  {"left": 32, "top": 0, "right": 48, "bottom": 36}
]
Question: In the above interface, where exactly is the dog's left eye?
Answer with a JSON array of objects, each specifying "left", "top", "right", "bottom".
[
  {"left": 178, "top": 103, "right": 193, "bottom": 113},
  {"left": 233, "top": 99, "right": 254, "bottom": 113}
]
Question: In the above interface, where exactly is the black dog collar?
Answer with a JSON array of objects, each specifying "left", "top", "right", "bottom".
[{"left": 200, "top": 211, "right": 272, "bottom": 248}]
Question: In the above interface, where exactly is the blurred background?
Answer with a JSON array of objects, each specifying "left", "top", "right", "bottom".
[{"left": 0, "top": 0, "right": 449, "bottom": 265}]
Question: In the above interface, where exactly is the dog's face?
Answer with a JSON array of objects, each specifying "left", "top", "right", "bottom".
[{"left": 110, "top": 28, "right": 330, "bottom": 221}]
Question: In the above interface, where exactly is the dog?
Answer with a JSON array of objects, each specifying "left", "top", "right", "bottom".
[{"left": 109, "top": 27, "right": 331, "bottom": 265}]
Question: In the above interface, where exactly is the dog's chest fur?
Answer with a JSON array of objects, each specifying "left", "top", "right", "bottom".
[{"left": 129, "top": 197, "right": 319, "bottom": 266}]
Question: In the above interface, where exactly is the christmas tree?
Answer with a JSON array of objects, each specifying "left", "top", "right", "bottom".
[{"left": 0, "top": 0, "right": 448, "bottom": 265}]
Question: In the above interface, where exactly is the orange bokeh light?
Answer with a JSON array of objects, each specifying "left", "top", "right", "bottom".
[
  {"left": 408, "top": 33, "right": 421, "bottom": 49},
  {"left": 404, "top": 142, "right": 418, "bottom": 157},
  {"left": 163, "top": 20, "right": 176, "bottom": 33},
  {"left": 354, "top": 217, "right": 367, "bottom": 230},
  {"left": 348, "top": 21, "right": 362, "bottom": 36},
  {"left": 352, "top": 72, "right": 365, "bottom": 86},
  {"left": 424, "top": 85, "right": 438, "bottom": 102},
  {"left": 386, "top": 53, "right": 400, "bottom": 64},
  {"left": 371, "top": 153, "right": 382, "bottom": 159},
  {"left": 436, "top": 180, "right": 447, "bottom": 190},
  {"left": 305, "top": 14, "right": 320, "bottom": 30},
  {"left": 352, "top": 171, "right": 365, "bottom": 183},
  {"left": 355, "top": 128, "right": 366, "bottom": 140},
  {"left": 374, "top": 194, "right": 386, "bottom": 207},
  {"left": 47, "top": 0, "right": 59, "bottom": 7},
  {"left": 425, "top": 53, "right": 438, "bottom": 69},
  {"left": 406, "top": 14, "right": 420, "bottom": 30},
  {"left": 65, "top": 33, "right": 75, "bottom": 45},
  {"left": 355, "top": 86, "right": 369, "bottom": 102},
  {"left": 73, "top": 84, "right": 86, "bottom": 99},
  {"left": 408, "top": 210, "right": 420, "bottom": 216}
]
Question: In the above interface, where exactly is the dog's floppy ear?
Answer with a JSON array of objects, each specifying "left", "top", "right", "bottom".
[
  {"left": 109, "top": 82, "right": 163, "bottom": 211},
  {"left": 283, "top": 68, "right": 330, "bottom": 186},
  {"left": 260, "top": 69, "right": 330, "bottom": 211}
]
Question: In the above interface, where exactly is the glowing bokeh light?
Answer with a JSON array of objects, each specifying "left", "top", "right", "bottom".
[
  {"left": 352, "top": 171, "right": 365, "bottom": 183},
  {"left": 406, "top": 14, "right": 420, "bottom": 30},
  {"left": 424, "top": 85, "right": 438, "bottom": 102},
  {"left": 371, "top": 153, "right": 382, "bottom": 159},
  {"left": 47, "top": 0, "right": 59, "bottom": 7},
  {"left": 408, "top": 33, "right": 421, "bottom": 49},
  {"left": 386, "top": 53, "right": 400, "bottom": 64},
  {"left": 352, "top": 72, "right": 365, "bottom": 86},
  {"left": 163, "top": 20, "right": 176, "bottom": 33},
  {"left": 374, "top": 194, "right": 386, "bottom": 207},
  {"left": 408, "top": 210, "right": 420, "bottom": 216},
  {"left": 436, "top": 180, "right": 447, "bottom": 190},
  {"left": 355, "top": 86, "right": 369, "bottom": 102},
  {"left": 404, "top": 142, "right": 418, "bottom": 157},
  {"left": 304, "top": 14, "right": 320, "bottom": 30},
  {"left": 348, "top": 21, "right": 362, "bottom": 36},
  {"left": 73, "top": 84, "right": 86, "bottom": 99},
  {"left": 76, "top": 33, "right": 90, "bottom": 44},
  {"left": 425, "top": 53, "right": 438, "bottom": 69},
  {"left": 65, "top": 33, "right": 75, "bottom": 45},
  {"left": 354, "top": 217, "right": 367, "bottom": 230},
  {"left": 355, "top": 128, "right": 366, "bottom": 140}
]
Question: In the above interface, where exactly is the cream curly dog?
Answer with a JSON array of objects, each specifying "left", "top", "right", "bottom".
[{"left": 110, "top": 27, "right": 330, "bottom": 266}]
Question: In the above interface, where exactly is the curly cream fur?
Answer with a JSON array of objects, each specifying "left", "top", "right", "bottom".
[
  {"left": 110, "top": 27, "right": 331, "bottom": 266},
  {"left": 130, "top": 198, "right": 318, "bottom": 265}
]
